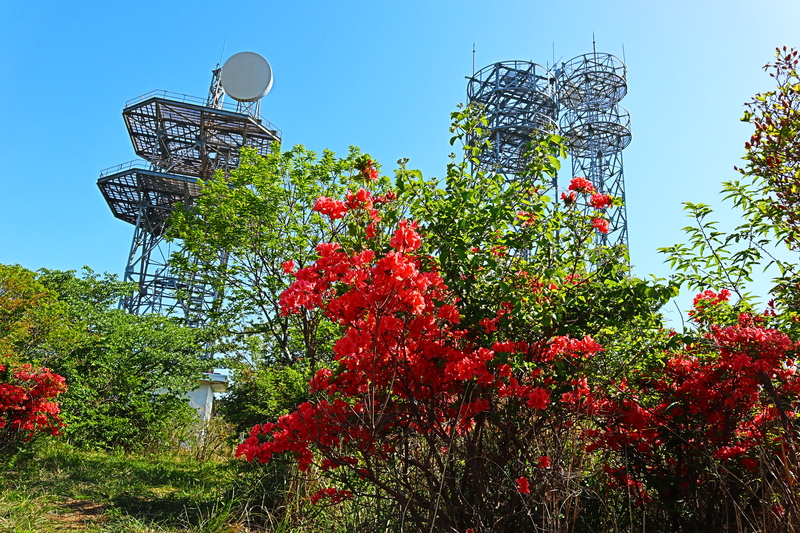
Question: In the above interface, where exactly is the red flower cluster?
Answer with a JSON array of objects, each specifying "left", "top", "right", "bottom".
[
  {"left": 587, "top": 295, "right": 800, "bottom": 506},
  {"left": 239, "top": 215, "right": 605, "bottom": 495},
  {"left": 568, "top": 177, "right": 596, "bottom": 194},
  {"left": 0, "top": 357, "right": 67, "bottom": 442},
  {"left": 356, "top": 158, "right": 379, "bottom": 181},
  {"left": 591, "top": 217, "right": 610, "bottom": 234},
  {"left": 314, "top": 188, "right": 396, "bottom": 238},
  {"left": 310, "top": 486, "right": 354, "bottom": 504},
  {"left": 688, "top": 288, "right": 732, "bottom": 322},
  {"left": 589, "top": 193, "right": 613, "bottom": 209},
  {"left": 390, "top": 220, "right": 421, "bottom": 252},
  {"left": 313, "top": 196, "right": 348, "bottom": 219}
]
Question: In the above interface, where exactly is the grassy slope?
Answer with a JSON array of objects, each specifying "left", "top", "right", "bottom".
[{"left": 1, "top": 442, "right": 244, "bottom": 533}]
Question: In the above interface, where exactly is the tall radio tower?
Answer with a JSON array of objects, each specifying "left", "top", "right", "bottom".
[
  {"left": 98, "top": 52, "right": 281, "bottom": 324},
  {"left": 468, "top": 47, "right": 631, "bottom": 248}
]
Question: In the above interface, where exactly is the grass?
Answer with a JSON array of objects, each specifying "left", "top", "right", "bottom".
[{"left": 0, "top": 441, "right": 245, "bottom": 533}]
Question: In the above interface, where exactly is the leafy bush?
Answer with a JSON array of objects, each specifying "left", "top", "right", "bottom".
[{"left": 0, "top": 266, "right": 209, "bottom": 452}]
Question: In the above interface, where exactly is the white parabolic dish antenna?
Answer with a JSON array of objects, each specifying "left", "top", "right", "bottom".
[{"left": 220, "top": 52, "right": 273, "bottom": 102}]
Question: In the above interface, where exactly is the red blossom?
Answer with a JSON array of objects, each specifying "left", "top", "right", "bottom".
[
  {"left": 390, "top": 220, "right": 421, "bottom": 252},
  {"left": 373, "top": 190, "right": 397, "bottom": 205},
  {"left": 310, "top": 487, "right": 354, "bottom": 504},
  {"left": 561, "top": 191, "right": 577, "bottom": 205},
  {"left": 526, "top": 387, "right": 550, "bottom": 409},
  {"left": 568, "top": 177, "right": 595, "bottom": 194},
  {"left": 314, "top": 196, "right": 348, "bottom": 219},
  {"left": 345, "top": 188, "right": 373, "bottom": 210},
  {"left": 589, "top": 193, "right": 613, "bottom": 209},
  {"left": 356, "top": 159, "right": 379, "bottom": 181},
  {"left": 516, "top": 476, "right": 531, "bottom": 494},
  {"left": 538, "top": 456, "right": 551, "bottom": 468},
  {"left": 591, "top": 217, "right": 609, "bottom": 234},
  {"left": 365, "top": 221, "right": 377, "bottom": 239}
]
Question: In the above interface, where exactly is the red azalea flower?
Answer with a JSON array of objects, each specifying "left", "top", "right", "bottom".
[
  {"left": 365, "top": 221, "right": 377, "bottom": 239},
  {"left": 313, "top": 196, "right": 348, "bottom": 219},
  {"left": 568, "top": 177, "right": 595, "bottom": 193},
  {"left": 516, "top": 476, "right": 531, "bottom": 493},
  {"left": 589, "top": 193, "right": 613, "bottom": 209},
  {"left": 390, "top": 220, "right": 421, "bottom": 252},
  {"left": 364, "top": 166, "right": 379, "bottom": 181},
  {"left": 591, "top": 218, "right": 609, "bottom": 234},
  {"left": 357, "top": 158, "right": 379, "bottom": 181},
  {"left": 526, "top": 387, "right": 550, "bottom": 409},
  {"left": 282, "top": 260, "right": 295, "bottom": 274},
  {"left": 561, "top": 191, "right": 577, "bottom": 205},
  {"left": 538, "top": 456, "right": 551, "bottom": 469}
]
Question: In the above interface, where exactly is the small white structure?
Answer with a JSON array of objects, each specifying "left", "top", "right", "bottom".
[{"left": 187, "top": 372, "right": 227, "bottom": 422}]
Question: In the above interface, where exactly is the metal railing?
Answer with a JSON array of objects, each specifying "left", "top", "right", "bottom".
[
  {"left": 124, "top": 90, "right": 282, "bottom": 137},
  {"left": 99, "top": 160, "right": 146, "bottom": 178}
]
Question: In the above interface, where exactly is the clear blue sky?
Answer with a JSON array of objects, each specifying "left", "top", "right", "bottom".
[{"left": 1, "top": 0, "right": 798, "bottom": 315}]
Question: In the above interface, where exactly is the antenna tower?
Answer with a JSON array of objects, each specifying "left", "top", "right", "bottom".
[
  {"left": 98, "top": 52, "right": 281, "bottom": 324},
  {"left": 559, "top": 52, "right": 630, "bottom": 246},
  {"left": 467, "top": 48, "right": 632, "bottom": 248},
  {"left": 466, "top": 61, "right": 558, "bottom": 178}
]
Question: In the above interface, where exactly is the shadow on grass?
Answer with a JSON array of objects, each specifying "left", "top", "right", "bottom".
[
  {"left": 11, "top": 442, "right": 240, "bottom": 531},
  {"left": 110, "top": 491, "right": 222, "bottom": 528}
]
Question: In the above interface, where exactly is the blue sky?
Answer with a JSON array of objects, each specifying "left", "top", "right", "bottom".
[{"left": 1, "top": 0, "right": 798, "bottom": 315}]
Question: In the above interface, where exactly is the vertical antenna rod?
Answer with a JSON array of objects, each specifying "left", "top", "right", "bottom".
[{"left": 472, "top": 43, "right": 476, "bottom": 76}]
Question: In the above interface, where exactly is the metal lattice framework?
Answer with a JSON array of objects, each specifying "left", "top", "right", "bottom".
[
  {"left": 467, "top": 61, "right": 558, "bottom": 177},
  {"left": 122, "top": 91, "right": 280, "bottom": 178},
  {"left": 98, "top": 88, "right": 281, "bottom": 321},
  {"left": 467, "top": 51, "right": 632, "bottom": 249},
  {"left": 559, "top": 52, "right": 630, "bottom": 247},
  {"left": 97, "top": 166, "right": 214, "bottom": 322}
]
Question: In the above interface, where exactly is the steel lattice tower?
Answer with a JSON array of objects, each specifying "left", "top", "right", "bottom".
[
  {"left": 559, "top": 52, "right": 631, "bottom": 247},
  {"left": 98, "top": 60, "right": 281, "bottom": 323},
  {"left": 468, "top": 49, "right": 632, "bottom": 249},
  {"left": 466, "top": 61, "right": 559, "bottom": 178}
]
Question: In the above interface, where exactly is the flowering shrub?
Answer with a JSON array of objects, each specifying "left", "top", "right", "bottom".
[
  {"left": 239, "top": 211, "right": 610, "bottom": 529},
  {"left": 231, "top": 137, "right": 673, "bottom": 529},
  {"left": 228, "top": 109, "right": 688, "bottom": 530},
  {"left": 588, "top": 295, "right": 800, "bottom": 528},
  {"left": 0, "top": 355, "right": 66, "bottom": 454}
]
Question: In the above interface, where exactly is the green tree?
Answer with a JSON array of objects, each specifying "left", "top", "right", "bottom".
[
  {"left": 36, "top": 268, "right": 207, "bottom": 451},
  {"left": 0, "top": 264, "right": 74, "bottom": 362}
]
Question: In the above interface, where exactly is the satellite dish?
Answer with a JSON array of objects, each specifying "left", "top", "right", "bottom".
[{"left": 220, "top": 52, "right": 273, "bottom": 102}]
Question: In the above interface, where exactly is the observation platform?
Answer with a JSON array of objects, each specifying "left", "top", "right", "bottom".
[
  {"left": 97, "top": 163, "right": 199, "bottom": 234},
  {"left": 122, "top": 90, "right": 282, "bottom": 179}
]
